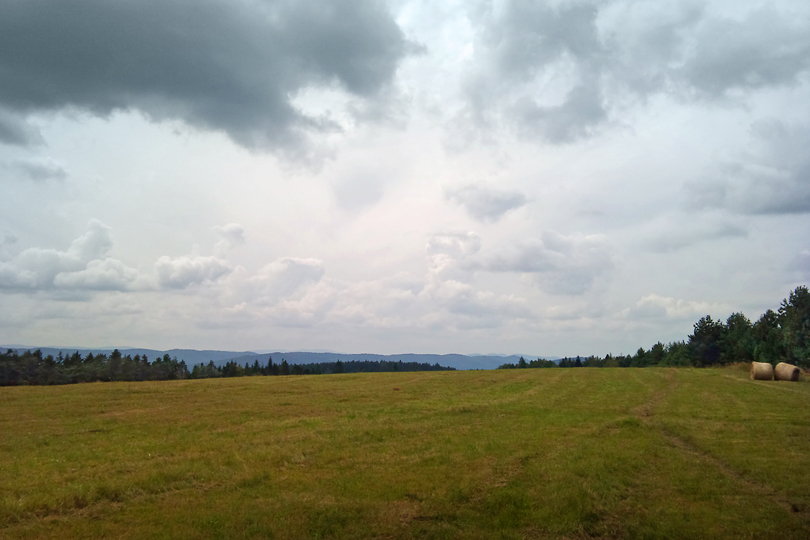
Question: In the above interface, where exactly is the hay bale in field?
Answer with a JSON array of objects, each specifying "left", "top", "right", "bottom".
[
  {"left": 750, "top": 361, "right": 774, "bottom": 380},
  {"left": 774, "top": 362, "right": 801, "bottom": 381}
]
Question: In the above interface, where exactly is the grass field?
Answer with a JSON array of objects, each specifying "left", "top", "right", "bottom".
[{"left": 1, "top": 367, "right": 809, "bottom": 538}]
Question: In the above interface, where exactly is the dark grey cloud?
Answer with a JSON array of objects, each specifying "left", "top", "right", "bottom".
[
  {"left": 790, "top": 250, "right": 810, "bottom": 281},
  {"left": 724, "top": 163, "right": 810, "bottom": 215},
  {"left": 600, "top": 2, "right": 704, "bottom": 95},
  {"left": 482, "top": 1, "right": 601, "bottom": 78},
  {"left": 2, "top": 158, "right": 67, "bottom": 182},
  {"left": 641, "top": 218, "right": 747, "bottom": 253},
  {"left": 0, "top": 109, "right": 42, "bottom": 146},
  {"left": 0, "top": 234, "right": 18, "bottom": 261},
  {"left": 446, "top": 184, "right": 527, "bottom": 222},
  {"left": 0, "top": 0, "right": 413, "bottom": 152},
  {"left": 686, "top": 120, "right": 810, "bottom": 215},
  {"left": 510, "top": 80, "right": 606, "bottom": 143},
  {"left": 680, "top": 7, "right": 810, "bottom": 97},
  {"left": 461, "top": 1, "right": 810, "bottom": 145},
  {"left": 463, "top": 0, "right": 606, "bottom": 143}
]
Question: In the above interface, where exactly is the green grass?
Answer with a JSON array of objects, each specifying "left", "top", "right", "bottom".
[{"left": 1, "top": 367, "right": 809, "bottom": 538}]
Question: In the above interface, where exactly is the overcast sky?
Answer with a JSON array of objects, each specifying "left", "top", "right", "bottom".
[{"left": 1, "top": 0, "right": 808, "bottom": 356}]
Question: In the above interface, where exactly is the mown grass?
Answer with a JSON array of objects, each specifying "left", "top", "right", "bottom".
[{"left": 1, "top": 367, "right": 808, "bottom": 538}]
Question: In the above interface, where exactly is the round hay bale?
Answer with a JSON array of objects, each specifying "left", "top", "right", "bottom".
[
  {"left": 774, "top": 362, "right": 801, "bottom": 382},
  {"left": 750, "top": 361, "right": 774, "bottom": 380}
]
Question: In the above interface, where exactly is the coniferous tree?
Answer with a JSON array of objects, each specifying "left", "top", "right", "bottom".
[
  {"left": 689, "top": 315, "right": 727, "bottom": 366},
  {"left": 752, "top": 309, "right": 784, "bottom": 364},
  {"left": 778, "top": 286, "right": 810, "bottom": 367},
  {"left": 723, "top": 313, "right": 754, "bottom": 364}
]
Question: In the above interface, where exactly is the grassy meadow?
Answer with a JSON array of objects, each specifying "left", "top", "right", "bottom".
[{"left": 1, "top": 367, "right": 809, "bottom": 538}]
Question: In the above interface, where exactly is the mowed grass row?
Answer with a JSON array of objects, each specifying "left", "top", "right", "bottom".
[{"left": 1, "top": 367, "right": 808, "bottom": 538}]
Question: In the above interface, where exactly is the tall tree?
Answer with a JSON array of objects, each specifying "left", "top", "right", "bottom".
[
  {"left": 752, "top": 309, "right": 784, "bottom": 364},
  {"left": 648, "top": 342, "right": 666, "bottom": 366},
  {"left": 722, "top": 312, "right": 754, "bottom": 364},
  {"left": 518, "top": 356, "right": 527, "bottom": 368},
  {"left": 688, "top": 315, "right": 727, "bottom": 366},
  {"left": 779, "top": 286, "right": 810, "bottom": 367}
]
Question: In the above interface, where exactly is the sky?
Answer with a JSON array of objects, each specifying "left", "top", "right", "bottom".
[{"left": 1, "top": 0, "right": 809, "bottom": 356}]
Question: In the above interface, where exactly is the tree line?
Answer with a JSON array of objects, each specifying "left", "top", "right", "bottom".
[
  {"left": 499, "top": 286, "right": 809, "bottom": 370},
  {"left": 191, "top": 358, "right": 453, "bottom": 378},
  {"left": 0, "top": 351, "right": 454, "bottom": 386}
]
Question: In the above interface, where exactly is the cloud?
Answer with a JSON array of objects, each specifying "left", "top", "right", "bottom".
[
  {"left": 0, "top": 234, "right": 18, "bottom": 260},
  {"left": 155, "top": 255, "right": 231, "bottom": 289},
  {"left": 2, "top": 158, "right": 66, "bottom": 182},
  {"left": 0, "top": 108, "right": 42, "bottom": 146},
  {"left": 333, "top": 172, "right": 387, "bottom": 212},
  {"left": 624, "top": 294, "right": 724, "bottom": 321},
  {"left": 66, "top": 219, "right": 114, "bottom": 262},
  {"left": 686, "top": 120, "right": 810, "bottom": 215},
  {"left": 53, "top": 258, "right": 139, "bottom": 291},
  {"left": 214, "top": 223, "right": 246, "bottom": 255},
  {"left": 599, "top": 0, "right": 704, "bottom": 94},
  {"left": 462, "top": 0, "right": 605, "bottom": 143},
  {"left": 680, "top": 7, "right": 810, "bottom": 97},
  {"left": 426, "top": 231, "right": 482, "bottom": 258},
  {"left": 227, "top": 250, "right": 534, "bottom": 332},
  {"left": 510, "top": 80, "right": 607, "bottom": 142},
  {"left": 459, "top": 1, "right": 810, "bottom": 145},
  {"left": 327, "top": 273, "right": 422, "bottom": 326},
  {"left": 0, "top": 0, "right": 413, "bottom": 153},
  {"left": 640, "top": 215, "right": 747, "bottom": 252},
  {"left": 790, "top": 249, "right": 810, "bottom": 281},
  {"left": 485, "top": 231, "right": 612, "bottom": 295},
  {"left": 412, "top": 230, "right": 532, "bottom": 328},
  {"left": 480, "top": 1, "right": 601, "bottom": 77},
  {"left": 424, "top": 278, "right": 531, "bottom": 326},
  {"left": 0, "top": 219, "right": 137, "bottom": 291},
  {"left": 247, "top": 257, "right": 325, "bottom": 303},
  {"left": 426, "top": 231, "right": 481, "bottom": 281},
  {"left": 0, "top": 249, "right": 79, "bottom": 289},
  {"left": 445, "top": 184, "right": 527, "bottom": 222}
]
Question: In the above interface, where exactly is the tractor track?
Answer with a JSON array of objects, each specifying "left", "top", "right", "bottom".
[{"left": 632, "top": 369, "right": 805, "bottom": 517}]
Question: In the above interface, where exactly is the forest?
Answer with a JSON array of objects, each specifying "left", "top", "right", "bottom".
[
  {"left": 500, "top": 286, "right": 809, "bottom": 370},
  {"left": 0, "top": 350, "right": 453, "bottom": 386}
]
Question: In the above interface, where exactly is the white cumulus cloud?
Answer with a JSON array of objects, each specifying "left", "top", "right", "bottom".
[
  {"left": 155, "top": 255, "right": 231, "bottom": 289},
  {"left": 0, "top": 219, "right": 136, "bottom": 291},
  {"left": 53, "top": 258, "right": 139, "bottom": 291}
]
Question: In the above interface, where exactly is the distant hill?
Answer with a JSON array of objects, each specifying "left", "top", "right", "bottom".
[
  {"left": 230, "top": 352, "right": 530, "bottom": 371},
  {"left": 1, "top": 346, "right": 550, "bottom": 370}
]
